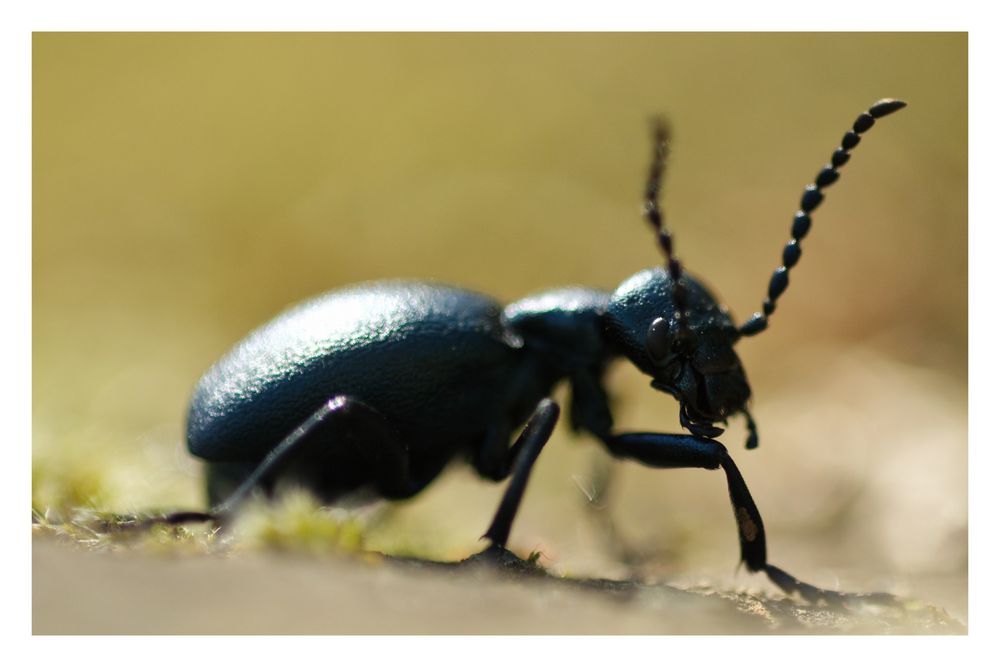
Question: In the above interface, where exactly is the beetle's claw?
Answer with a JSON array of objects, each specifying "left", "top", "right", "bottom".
[{"left": 461, "top": 543, "right": 546, "bottom": 576}]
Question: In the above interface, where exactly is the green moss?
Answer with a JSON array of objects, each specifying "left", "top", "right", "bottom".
[
  {"left": 231, "top": 492, "right": 366, "bottom": 556},
  {"left": 32, "top": 457, "right": 113, "bottom": 521}
]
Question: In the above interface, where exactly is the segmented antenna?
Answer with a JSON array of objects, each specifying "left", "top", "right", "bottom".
[
  {"left": 644, "top": 117, "right": 689, "bottom": 334},
  {"left": 738, "top": 99, "right": 907, "bottom": 337}
]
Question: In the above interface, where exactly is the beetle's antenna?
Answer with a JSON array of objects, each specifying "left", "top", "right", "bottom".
[
  {"left": 644, "top": 117, "right": 689, "bottom": 335},
  {"left": 739, "top": 98, "right": 907, "bottom": 338}
]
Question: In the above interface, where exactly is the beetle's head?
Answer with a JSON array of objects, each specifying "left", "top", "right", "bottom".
[
  {"left": 605, "top": 267, "right": 751, "bottom": 440},
  {"left": 614, "top": 102, "right": 905, "bottom": 446}
]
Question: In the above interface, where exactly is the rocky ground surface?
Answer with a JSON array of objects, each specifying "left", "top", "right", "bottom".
[{"left": 33, "top": 537, "right": 963, "bottom": 635}]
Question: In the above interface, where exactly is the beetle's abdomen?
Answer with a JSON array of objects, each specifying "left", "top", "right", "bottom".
[{"left": 187, "top": 281, "right": 522, "bottom": 462}]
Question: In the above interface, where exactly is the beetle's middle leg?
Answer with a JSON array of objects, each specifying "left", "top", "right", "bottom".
[{"left": 479, "top": 398, "right": 560, "bottom": 550}]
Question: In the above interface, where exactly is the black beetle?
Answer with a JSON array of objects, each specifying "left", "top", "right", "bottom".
[{"left": 172, "top": 99, "right": 906, "bottom": 601}]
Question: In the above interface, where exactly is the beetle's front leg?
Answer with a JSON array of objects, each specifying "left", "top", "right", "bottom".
[
  {"left": 602, "top": 431, "right": 890, "bottom": 604},
  {"left": 602, "top": 432, "right": 769, "bottom": 574}
]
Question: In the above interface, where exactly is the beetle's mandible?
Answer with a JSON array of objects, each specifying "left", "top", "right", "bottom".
[{"left": 173, "top": 99, "right": 906, "bottom": 601}]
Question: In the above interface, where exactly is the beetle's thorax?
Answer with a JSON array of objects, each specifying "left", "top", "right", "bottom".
[{"left": 503, "top": 287, "right": 614, "bottom": 377}]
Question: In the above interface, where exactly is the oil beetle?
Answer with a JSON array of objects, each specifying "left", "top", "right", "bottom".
[{"left": 167, "top": 99, "right": 906, "bottom": 601}]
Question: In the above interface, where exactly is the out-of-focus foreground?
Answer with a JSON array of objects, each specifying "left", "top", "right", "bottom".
[{"left": 33, "top": 33, "right": 967, "bottom": 633}]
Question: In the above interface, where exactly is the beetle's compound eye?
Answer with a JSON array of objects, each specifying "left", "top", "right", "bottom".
[{"left": 645, "top": 317, "right": 672, "bottom": 366}]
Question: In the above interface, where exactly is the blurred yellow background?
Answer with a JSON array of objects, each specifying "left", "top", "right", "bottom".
[{"left": 33, "top": 33, "right": 967, "bottom": 615}]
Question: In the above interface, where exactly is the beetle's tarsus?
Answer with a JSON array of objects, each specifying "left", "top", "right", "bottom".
[
  {"left": 763, "top": 564, "right": 839, "bottom": 604},
  {"left": 763, "top": 564, "right": 901, "bottom": 606},
  {"left": 108, "top": 509, "right": 220, "bottom": 535},
  {"left": 462, "top": 542, "right": 546, "bottom": 575},
  {"left": 159, "top": 510, "right": 219, "bottom": 525}
]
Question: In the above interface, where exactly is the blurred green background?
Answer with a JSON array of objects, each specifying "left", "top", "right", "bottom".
[{"left": 33, "top": 33, "right": 966, "bottom": 611}]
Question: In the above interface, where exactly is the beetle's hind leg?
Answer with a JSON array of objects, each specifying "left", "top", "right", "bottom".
[
  {"left": 211, "top": 396, "right": 428, "bottom": 517},
  {"left": 130, "top": 396, "right": 430, "bottom": 535}
]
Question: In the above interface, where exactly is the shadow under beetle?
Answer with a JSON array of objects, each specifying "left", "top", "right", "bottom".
[{"left": 177, "top": 99, "right": 906, "bottom": 601}]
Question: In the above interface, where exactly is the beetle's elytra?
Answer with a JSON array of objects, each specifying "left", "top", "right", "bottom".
[{"left": 177, "top": 99, "right": 906, "bottom": 602}]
